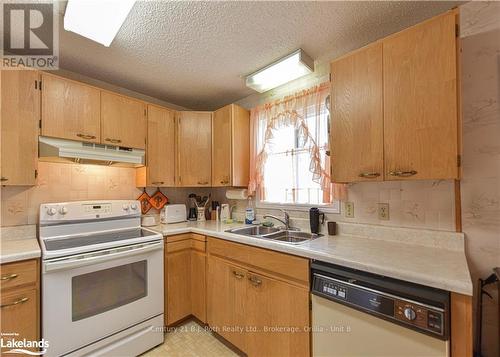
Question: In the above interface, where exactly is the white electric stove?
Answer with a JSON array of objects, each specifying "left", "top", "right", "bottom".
[{"left": 39, "top": 200, "right": 164, "bottom": 357}]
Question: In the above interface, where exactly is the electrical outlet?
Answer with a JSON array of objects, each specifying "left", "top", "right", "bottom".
[
  {"left": 344, "top": 202, "right": 354, "bottom": 218},
  {"left": 378, "top": 203, "right": 389, "bottom": 220}
]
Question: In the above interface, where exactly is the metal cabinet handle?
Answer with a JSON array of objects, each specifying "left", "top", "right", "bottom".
[
  {"left": 388, "top": 170, "right": 417, "bottom": 177},
  {"left": 248, "top": 275, "right": 262, "bottom": 286},
  {"left": 358, "top": 172, "right": 380, "bottom": 178},
  {"left": 0, "top": 177, "right": 8, "bottom": 182},
  {"left": 0, "top": 273, "right": 18, "bottom": 281},
  {"left": 151, "top": 181, "right": 164, "bottom": 185},
  {"left": 197, "top": 181, "right": 209, "bottom": 185},
  {"left": 105, "top": 138, "right": 122, "bottom": 144},
  {"left": 76, "top": 133, "right": 96, "bottom": 140},
  {"left": 0, "top": 297, "right": 29, "bottom": 308},
  {"left": 232, "top": 271, "right": 245, "bottom": 279}
]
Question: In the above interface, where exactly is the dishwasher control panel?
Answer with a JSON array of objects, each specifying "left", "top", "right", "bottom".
[{"left": 312, "top": 272, "right": 447, "bottom": 339}]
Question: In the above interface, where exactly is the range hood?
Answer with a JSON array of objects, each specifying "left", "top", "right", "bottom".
[{"left": 39, "top": 136, "right": 145, "bottom": 167}]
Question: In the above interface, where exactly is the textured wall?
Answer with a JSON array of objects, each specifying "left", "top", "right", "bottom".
[{"left": 460, "top": 2, "right": 500, "bottom": 356}]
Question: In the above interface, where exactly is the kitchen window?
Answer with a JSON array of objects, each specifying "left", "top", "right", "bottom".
[{"left": 249, "top": 83, "right": 345, "bottom": 212}]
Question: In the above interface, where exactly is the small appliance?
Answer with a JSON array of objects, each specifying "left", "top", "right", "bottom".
[
  {"left": 161, "top": 204, "right": 187, "bottom": 224},
  {"left": 220, "top": 204, "right": 230, "bottom": 221}
]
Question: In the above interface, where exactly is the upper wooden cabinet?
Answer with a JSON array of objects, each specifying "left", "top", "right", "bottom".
[
  {"left": 383, "top": 12, "right": 458, "bottom": 180},
  {"left": 1, "top": 70, "right": 39, "bottom": 186},
  {"left": 329, "top": 10, "right": 459, "bottom": 183},
  {"left": 139, "top": 105, "right": 176, "bottom": 187},
  {"left": 41, "top": 74, "right": 101, "bottom": 143},
  {"left": 330, "top": 43, "right": 384, "bottom": 183},
  {"left": 212, "top": 104, "right": 250, "bottom": 187},
  {"left": 177, "top": 111, "right": 212, "bottom": 187},
  {"left": 101, "top": 92, "right": 147, "bottom": 149}
]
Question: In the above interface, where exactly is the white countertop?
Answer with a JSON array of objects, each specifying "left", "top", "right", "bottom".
[
  {"left": 0, "top": 225, "right": 41, "bottom": 264},
  {"left": 148, "top": 220, "right": 473, "bottom": 295}
]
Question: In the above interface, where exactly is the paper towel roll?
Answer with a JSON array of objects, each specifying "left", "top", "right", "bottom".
[{"left": 226, "top": 189, "right": 249, "bottom": 200}]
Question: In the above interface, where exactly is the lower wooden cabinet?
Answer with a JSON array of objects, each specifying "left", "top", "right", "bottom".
[
  {"left": 207, "top": 237, "right": 310, "bottom": 357},
  {"left": 165, "top": 238, "right": 192, "bottom": 325},
  {"left": 245, "top": 272, "right": 310, "bottom": 357},
  {"left": 165, "top": 235, "right": 311, "bottom": 356},
  {"left": 207, "top": 257, "right": 248, "bottom": 351},
  {"left": 0, "top": 259, "right": 40, "bottom": 354},
  {"left": 165, "top": 234, "right": 207, "bottom": 325}
]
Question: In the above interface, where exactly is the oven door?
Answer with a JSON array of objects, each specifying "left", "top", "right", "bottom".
[{"left": 42, "top": 241, "right": 164, "bottom": 357}]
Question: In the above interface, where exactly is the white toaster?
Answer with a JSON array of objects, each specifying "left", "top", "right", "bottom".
[{"left": 160, "top": 204, "right": 187, "bottom": 224}]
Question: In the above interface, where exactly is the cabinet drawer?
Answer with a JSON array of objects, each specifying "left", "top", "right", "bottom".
[
  {"left": 207, "top": 238, "right": 309, "bottom": 287},
  {"left": 166, "top": 234, "right": 191, "bottom": 243},
  {"left": 166, "top": 239, "right": 192, "bottom": 254},
  {"left": 191, "top": 240, "right": 205, "bottom": 253},
  {"left": 0, "top": 259, "right": 37, "bottom": 291}
]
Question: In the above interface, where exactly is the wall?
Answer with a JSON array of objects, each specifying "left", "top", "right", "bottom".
[
  {"left": 0, "top": 162, "right": 230, "bottom": 226},
  {"left": 460, "top": 2, "right": 500, "bottom": 356}
]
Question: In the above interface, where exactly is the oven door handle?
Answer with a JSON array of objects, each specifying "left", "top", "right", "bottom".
[{"left": 43, "top": 241, "right": 163, "bottom": 273}]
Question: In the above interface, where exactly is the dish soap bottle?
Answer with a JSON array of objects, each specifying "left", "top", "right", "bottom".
[{"left": 245, "top": 196, "right": 255, "bottom": 224}]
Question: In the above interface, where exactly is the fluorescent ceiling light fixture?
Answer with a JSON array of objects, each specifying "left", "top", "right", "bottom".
[
  {"left": 245, "top": 49, "right": 314, "bottom": 93},
  {"left": 64, "top": 0, "right": 136, "bottom": 47}
]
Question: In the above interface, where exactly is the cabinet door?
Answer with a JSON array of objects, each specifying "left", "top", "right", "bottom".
[
  {"left": 147, "top": 105, "right": 175, "bottom": 186},
  {"left": 207, "top": 256, "right": 247, "bottom": 351},
  {"left": 1, "top": 70, "right": 39, "bottom": 185},
  {"left": 177, "top": 111, "right": 212, "bottom": 187},
  {"left": 0, "top": 288, "right": 38, "bottom": 353},
  {"left": 245, "top": 272, "right": 310, "bottom": 357},
  {"left": 41, "top": 74, "right": 100, "bottom": 143},
  {"left": 191, "top": 249, "right": 206, "bottom": 323},
  {"left": 231, "top": 105, "right": 250, "bottom": 187},
  {"left": 383, "top": 12, "right": 458, "bottom": 180},
  {"left": 166, "top": 247, "right": 191, "bottom": 325},
  {"left": 330, "top": 43, "right": 384, "bottom": 182},
  {"left": 212, "top": 105, "right": 232, "bottom": 186},
  {"left": 101, "top": 92, "right": 147, "bottom": 149}
]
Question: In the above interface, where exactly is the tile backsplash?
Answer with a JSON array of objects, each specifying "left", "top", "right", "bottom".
[{"left": 232, "top": 180, "right": 456, "bottom": 232}]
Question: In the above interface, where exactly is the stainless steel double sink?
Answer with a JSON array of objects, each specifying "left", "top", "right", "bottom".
[{"left": 225, "top": 226, "right": 322, "bottom": 245}]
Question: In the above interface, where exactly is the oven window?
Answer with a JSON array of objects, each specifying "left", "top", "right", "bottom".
[{"left": 72, "top": 261, "right": 147, "bottom": 321}]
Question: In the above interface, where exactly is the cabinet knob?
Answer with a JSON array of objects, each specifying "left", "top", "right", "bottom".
[
  {"left": 0, "top": 177, "right": 8, "bottom": 182},
  {"left": 388, "top": 170, "right": 417, "bottom": 177},
  {"left": 76, "top": 133, "right": 96, "bottom": 140},
  {"left": 232, "top": 271, "right": 245, "bottom": 279},
  {"left": 0, "top": 297, "right": 29, "bottom": 308},
  {"left": 248, "top": 275, "right": 262, "bottom": 286},
  {"left": 0, "top": 273, "right": 18, "bottom": 281},
  {"left": 358, "top": 172, "right": 380, "bottom": 178},
  {"left": 105, "top": 138, "right": 122, "bottom": 144}
]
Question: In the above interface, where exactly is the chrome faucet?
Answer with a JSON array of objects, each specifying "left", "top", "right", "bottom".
[{"left": 263, "top": 210, "right": 297, "bottom": 231}]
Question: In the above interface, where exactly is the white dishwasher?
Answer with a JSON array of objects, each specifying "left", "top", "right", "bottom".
[{"left": 311, "top": 261, "right": 450, "bottom": 357}]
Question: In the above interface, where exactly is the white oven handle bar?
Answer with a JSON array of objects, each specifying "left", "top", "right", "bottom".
[{"left": 43, "top": 241, "right": 163, "bottom": 273}]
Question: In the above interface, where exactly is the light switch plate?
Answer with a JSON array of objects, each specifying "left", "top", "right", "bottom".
[
  {"left": 344, "top": 202, "right": 354, "bottom": 218},
  {"left": 378, "top": 203, "right": 389, "bottom": 220}
]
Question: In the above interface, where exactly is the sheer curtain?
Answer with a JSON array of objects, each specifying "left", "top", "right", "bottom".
[{"left": 248, "top": 82, "right": 347, "bottom": 204}]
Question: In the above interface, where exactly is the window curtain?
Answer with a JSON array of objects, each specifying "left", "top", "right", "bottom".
[{"left": 248, "top": 82, "right": 347, "bottom": 203}]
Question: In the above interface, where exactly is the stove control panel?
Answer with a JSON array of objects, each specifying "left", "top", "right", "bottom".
[{"left": 40, "top": 200, "right": 141, "bottom": 223}]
